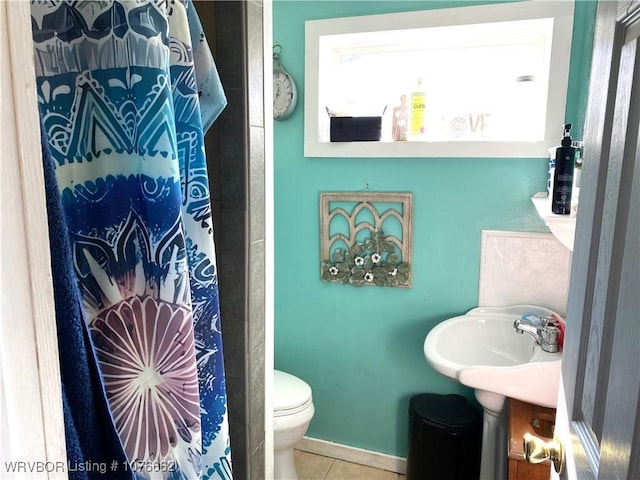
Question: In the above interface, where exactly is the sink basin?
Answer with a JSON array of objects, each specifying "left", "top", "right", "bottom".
[{"left": 424, "top": 305, "right": 562, "bottom": 409}]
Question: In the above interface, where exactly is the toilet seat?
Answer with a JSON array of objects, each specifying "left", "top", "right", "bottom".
[{"left": 274, "top": 370, "right": 313, "bottom": 417}]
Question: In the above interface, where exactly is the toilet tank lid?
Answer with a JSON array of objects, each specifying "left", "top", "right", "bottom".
[{"left": 274, "top": 370, "right": 312, "bottom": 412}]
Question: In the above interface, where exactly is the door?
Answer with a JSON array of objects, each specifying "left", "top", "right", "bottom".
[{"left": 554, "top": 1, "right": 640, "bottom": 479}]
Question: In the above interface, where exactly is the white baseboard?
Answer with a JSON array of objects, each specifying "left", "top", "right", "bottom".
[{"left": 296, "top": 437, "right": 407, "bottom": 474}]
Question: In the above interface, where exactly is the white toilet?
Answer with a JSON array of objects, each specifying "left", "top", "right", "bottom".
[{"left": 273, "top": 370, "right": 315, "bottom": 480}]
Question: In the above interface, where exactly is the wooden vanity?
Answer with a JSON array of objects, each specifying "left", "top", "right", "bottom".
[{"left": 508, "top": 398, "right": 555, "bottom": 480}]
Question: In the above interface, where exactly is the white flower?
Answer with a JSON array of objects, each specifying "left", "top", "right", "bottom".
[
  {"left": 390, "top": 268, "right": 398, "bottom": 276},
  {"left": 371, "top": 253, "right": 381, "bottom": 264},
  {"left": 354, "top": 256, "right": 365, "bottom": 266},
  {"left": 329, "top": 266, "right": 339, "bottom": 275},
  {"left": 364, "top": 272, "right": 374, "bottom": 282}
]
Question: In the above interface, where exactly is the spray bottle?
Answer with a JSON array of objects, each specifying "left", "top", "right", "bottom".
[{"left": 551, "top": 124, "right": 576, "bottom": 215}]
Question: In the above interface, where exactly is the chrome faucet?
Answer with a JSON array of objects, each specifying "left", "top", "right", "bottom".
[{"left": 513, "top": 316, "right": 561, "bottom": 353}]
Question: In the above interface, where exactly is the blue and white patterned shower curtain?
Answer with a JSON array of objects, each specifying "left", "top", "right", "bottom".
[{"left": 31, "top": 1, "right": 231, "bottom": 478}]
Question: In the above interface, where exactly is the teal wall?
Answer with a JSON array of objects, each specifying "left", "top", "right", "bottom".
[{"left": 273, "top": 0, "right": 597, "bottom": 458}]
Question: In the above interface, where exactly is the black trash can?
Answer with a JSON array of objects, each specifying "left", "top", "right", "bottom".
[{"left": 406, "top": 393, "right": 482, "bottom": 480}]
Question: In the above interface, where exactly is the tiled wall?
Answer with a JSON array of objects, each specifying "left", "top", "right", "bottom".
[
  {"left": 479, "top": 230, "right": 572, "bottom": 315},
  {"left": 197, "top": 2, "right": 266, "bottom": 478}
]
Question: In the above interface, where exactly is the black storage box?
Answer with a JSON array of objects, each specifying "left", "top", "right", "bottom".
[
  {"left": 329, "top": 116, "right": 382, "bottom": 142},
  {"left": 406, "top": 393, "right": 482, "bottom": 480}
]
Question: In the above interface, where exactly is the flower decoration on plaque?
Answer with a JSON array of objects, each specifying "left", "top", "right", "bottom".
[{"left": 319, "top": 192, "right": 413, "bottom": 288}]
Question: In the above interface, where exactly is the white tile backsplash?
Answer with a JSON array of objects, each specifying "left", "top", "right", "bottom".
[{"left": 479, "top": 230, "right": 571, "bottom": 315}]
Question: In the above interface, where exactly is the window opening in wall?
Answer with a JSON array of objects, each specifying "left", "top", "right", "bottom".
[
  {"left": 324, "top": 18, "right": 552, "bottom": 142},
  {"left": 305, "top": 1, "right": 575, "bottom": 158}
]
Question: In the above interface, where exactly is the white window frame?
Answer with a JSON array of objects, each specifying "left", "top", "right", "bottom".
[{"left": 304, "top": 0, "right": 575, "bottom": 158}]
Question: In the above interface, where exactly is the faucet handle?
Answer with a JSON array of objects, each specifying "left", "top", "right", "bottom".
[
  {"left": 540, "top": 325, "right": 560, "bottom": 345},
  {"left": 538, "top": 320, "right": 561, "bottom": 353}
]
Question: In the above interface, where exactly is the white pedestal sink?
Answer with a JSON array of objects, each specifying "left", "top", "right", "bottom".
[{"left": 424, "top": 305, "right": 562, "bottom": 480}]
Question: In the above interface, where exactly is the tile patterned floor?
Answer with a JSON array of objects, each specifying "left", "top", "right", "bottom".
[{"left": 294, "top": 450, "right": 406, "bottom": 480}]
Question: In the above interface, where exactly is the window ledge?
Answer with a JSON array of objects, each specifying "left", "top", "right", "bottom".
[{"left": 305, "top": 140, "right": 554, "bottom": 158}]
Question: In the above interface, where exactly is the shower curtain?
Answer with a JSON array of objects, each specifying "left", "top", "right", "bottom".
[{"left": 30, "top": 1, "right": 231, "bottom": 479}]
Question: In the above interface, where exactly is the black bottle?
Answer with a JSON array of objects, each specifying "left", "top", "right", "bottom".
[{"left": 552, "top": 124, "right": 576, "bottom": 215}]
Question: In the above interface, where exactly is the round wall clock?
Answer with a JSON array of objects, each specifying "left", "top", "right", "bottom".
[{"left": 273, "top": 47, "right": 297, "bottom": 121}]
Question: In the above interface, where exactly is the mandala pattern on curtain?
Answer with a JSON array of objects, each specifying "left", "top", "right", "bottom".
[{"left": 31, "top": 1, "right": 231, "bottom": 478}]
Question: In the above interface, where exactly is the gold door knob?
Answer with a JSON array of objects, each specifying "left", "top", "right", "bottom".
[{"left": 523, "top": 432, "right": 565, "bottom": 474}]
